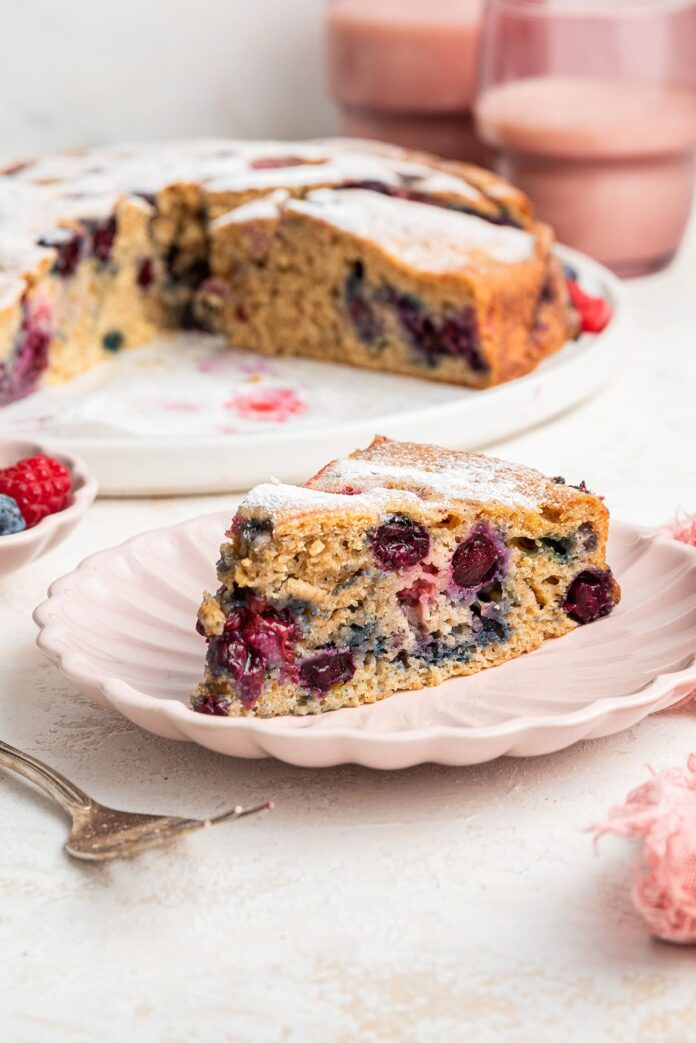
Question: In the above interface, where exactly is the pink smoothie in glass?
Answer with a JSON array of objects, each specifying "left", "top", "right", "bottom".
[
  {"left": 326, "top": 0, "right": 487, "bottom": 162},
  {"left": 476, "top": 76, "right": 696, "bottom": 275}
]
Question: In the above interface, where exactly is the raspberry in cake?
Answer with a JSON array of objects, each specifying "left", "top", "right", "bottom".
[
  {"left": 192, "top": 436, "right": 620, "bottom": 718},
  {"left": 0, "top": 138, "right": 582, "bottom": 403}
]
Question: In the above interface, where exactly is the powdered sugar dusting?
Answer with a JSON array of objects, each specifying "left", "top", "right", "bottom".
[
  {"left": 317, "top": 456, "right": 539, "bottom": 509},
  {"left": 237, "top": 437, "right": 571, "bottom": 521},
  {"left": 288, "top": 189, "right": 535, "bottom": 270},
  {"left": 0, "top": 273, "right": 24, "bottom": 315},
  {"left": 240, "top": 481, "right": 425, "bottom": 522},
  {"left": 215, "top": 189, "right": 289, "bottom": 227},
  {"left": 0, "top": 136, "right": 507, "bottom": 302},
  {"left": 307, "top": 438, "right": 564, "bottom": 512}
]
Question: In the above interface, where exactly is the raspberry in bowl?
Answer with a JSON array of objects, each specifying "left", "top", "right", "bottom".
[{"left": 0, "top": 440, "right": 97, "bottom": 578}]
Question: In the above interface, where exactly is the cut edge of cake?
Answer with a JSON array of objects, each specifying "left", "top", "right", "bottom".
[{"left": 209, "top": 186, "right": 577, "bottom": 389}]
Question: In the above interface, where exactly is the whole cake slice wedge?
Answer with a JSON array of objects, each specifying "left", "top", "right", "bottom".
[
  {"left": 209, "top": 187, "right": 576, "bottom": 388},
  {"left": 192, "top": 437, "right": 620, "bottom": 718}
]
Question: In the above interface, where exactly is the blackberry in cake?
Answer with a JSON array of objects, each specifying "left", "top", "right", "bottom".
[
  {"left": 192, "top": 436, "right": 620, "bottom": 718},
  {"left": 0, "top": 138, "right": 580, "bottom": 403}
]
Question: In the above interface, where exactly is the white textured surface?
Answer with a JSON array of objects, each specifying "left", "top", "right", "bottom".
[
  {"left": 1, "top": 224, "right": 696, "bottom": 1042},
  {"left": 0, "top": 334, "right": 462, "bottom": 439}
]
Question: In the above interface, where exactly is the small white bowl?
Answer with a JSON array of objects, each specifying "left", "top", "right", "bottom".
[{"left": 0, "top": 439, "right": 98, "bottom": 578}]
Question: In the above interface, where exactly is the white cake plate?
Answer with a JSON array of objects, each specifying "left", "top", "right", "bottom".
[{"left": 0, "top": 246, "right": 627, "bottom": 495}]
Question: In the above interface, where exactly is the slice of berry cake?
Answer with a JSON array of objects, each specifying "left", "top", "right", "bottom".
[
  {"left": 192, "top": 437, "right": 620, "bottom": 718},
  {"left": 210, "top": 187, "right": 574, "bottom": 388}
]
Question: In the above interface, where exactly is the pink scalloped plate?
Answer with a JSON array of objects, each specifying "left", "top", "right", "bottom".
[{"left": 34, "top": 515, "right": 696, "bottom": 769}]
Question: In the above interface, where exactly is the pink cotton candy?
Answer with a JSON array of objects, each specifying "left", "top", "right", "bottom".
[
  {"left": 659, "top": 512, "right": 696, "bottom": 548},
  {"left": 592, "top": 514, "right": 696, "bottom": 942},
  {"left": 594, "top": 756, "right": 696, "bottom": 943}
]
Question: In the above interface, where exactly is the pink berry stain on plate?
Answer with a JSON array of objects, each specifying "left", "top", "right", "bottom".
[
  {"left": 161, "top": 400, "right": 201, "bottom": 413},
  {"left": 197, "top": 349, "right": 277, "bottom": 376},
  {"left": 196, "top": 350, "right": 244, "bottom": 375},
  {"left": 225, "top": 387, "right": 307, "bottom": 423}
]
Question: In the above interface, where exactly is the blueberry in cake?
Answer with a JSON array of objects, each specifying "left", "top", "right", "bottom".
[
  {"left": 0, "top": 138, "right": 582, "bottom": 403},
  {"left": 192, "top": 436, "right": 620, "bottom": 718}
]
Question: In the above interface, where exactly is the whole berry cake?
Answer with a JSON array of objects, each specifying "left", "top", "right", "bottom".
[
  {"left": 0, "top": 138, "right": 580, "bottom": 403},
  {"left": 192, "top": 436, "right": 620, "bottom": 718}
]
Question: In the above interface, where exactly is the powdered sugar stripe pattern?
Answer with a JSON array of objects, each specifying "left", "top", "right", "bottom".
[{"left": 288, "top": 189, "right": 536, "bottom": 269}]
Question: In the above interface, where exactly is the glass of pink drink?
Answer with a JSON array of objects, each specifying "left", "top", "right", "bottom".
[
  {"left": 475, "top": 0, "right": 696, "bottom": 276},
  {"left": 326, "top": 0, "right": 488, "bottom": 163}
]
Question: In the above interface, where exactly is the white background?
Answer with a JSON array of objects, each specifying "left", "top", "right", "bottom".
[{"left": 0, "top": 0, "right": 338, "bottom": 162}]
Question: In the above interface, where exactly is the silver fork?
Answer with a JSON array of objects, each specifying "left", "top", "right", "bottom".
[{"left": 0, "top": 740, "right": 273, "bottom": 861}]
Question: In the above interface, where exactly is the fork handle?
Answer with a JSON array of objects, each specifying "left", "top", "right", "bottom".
[{"left": 0, "top": 740, "right": 92, "bottom": 814}]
